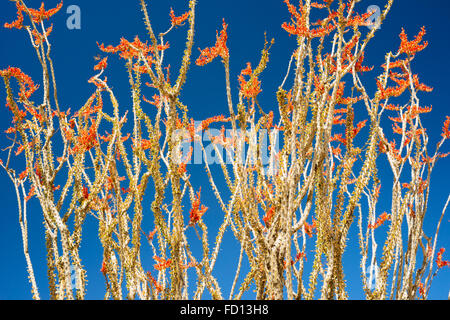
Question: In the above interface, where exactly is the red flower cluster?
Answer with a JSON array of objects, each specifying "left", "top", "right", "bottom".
[
  {"left": 31, "top": 24, "right": 54, "bottom": 45},
  {"left": 304, "top": 220, "right": 317, "bottom": 238},
  {"left": 189, "top": 188, "right": 208, "bottom": 226},
  {"left": 100, "top": 260, "right": 107, "bottom": 274},
  {"left": 25, "top": 186, "right": 36, "bottom": 202},
  {"left": 4, "top": 1, "right": 63, "bottom": 28},
  {"left": 211, "top": 126, "right": 235, "bottom": 148},
  {"left": 376, "top": 77, "right": 409, "bottom": 101},
  {"left": 143, "top": 94, "right": 162, "bottom": 108},
  {"left": 177, "top": 147, "right": 193, "bottom": 175},
  {"left": 322, "top": 36, "right": 373, "bottom": 76},
  {"left": 368, "top": 212, "right": 390, "bottom": 229},
  {"left": 195, "top": 20, "right": 229, "bottom": 66},
  {"left": 94, "top": 57, "right": 108, "bottom": 71},
  {"left": 154, "top": 256, "right": 172, "bottom": 271},
  {"left": 72, "top": 124, "right": 99, "bottom": 154},
  {"left": 99, "top": 36, "right": 169, "bottom": 61},
  {"left": 282, "top": 0, "right": 336, "bottom": 38},
  {"left": 335, "top": 82, "right": 362, "bottom": 105},
  {"left": 169, "top": 8, "right": 190, "bottom": 27},
  {"left": 436, "top": 248, "right": 450, "bottom": 268},
  {"left": 0, "top": 67, "right": 39, "bottom": 100},
  {"left": 382, "top": 57, "right": 413, "bottom": 71},
  {"left": 262, "top": 206, "right": 275, "bottom": 227},
  {"left": 283, "top": 252, "right": 307, "bottom": 269},
  {"left": 418, "top": 282, "right": 425, "bottom": 298},
  {"left": 4, "top": 2, "right": 24, "bottom": 29},
  {"left": 346, "top": 8, "right": 377, "bottom": 27},
  {"left": 398, "top": 27, "right": 428, "bottom": 56},
  {"left": 132, "top": 138, "right": 152, "bottom": 151},
  {"left": 200, "top": 115, "right": 229, "bottom": 131},
  {"left": 238, "top": 62, "right": 262, "bottom": 99},
  {"left": 147, "top": 272, "right": 163, "bottom": 292},
  {"left": 441, "top": 116, "right": 450, "bottom": 139},
  {"left": 27, "top": 1, "right": 63, "bottom": 23},
  {"left": 82, "top": 185, "right": 89, "bottom": 200}
]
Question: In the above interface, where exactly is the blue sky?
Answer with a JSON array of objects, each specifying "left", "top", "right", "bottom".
[{"left": 0, "top": 0, "right": 449, "bottom": 299}]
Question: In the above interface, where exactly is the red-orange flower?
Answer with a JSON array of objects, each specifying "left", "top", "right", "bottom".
[
  {"left": 238, "top": 62, "right": 262, "bottom": 99},
  {"left": 99, "top": 36, "right": 169, "bottom": 60},
  {"left": 398, "top": 27, "right": 428, "bottom": 56},
  {"left": 5, "top": 1, "right": 63, "bottom": 27},
  {"left": 4, "top": 2, "right": 25, "bottom": 29},
  {"left": 18, "top": 168, "right": 29, "bottom": 181},
  {"left": 418, "top": 282, "right": 425, "bottom": 299},
  {"left": 335, "top": 82, "right": 362, "bottom": 105},
  {"left": 147, "top": 272, "right": 163, "bottom": 292},
  {"left": 154, "top": 255, "right": 172, "bottom": 271},
  {"left": 94, "top": 57, "right": 108, "bottom": 71},
  {"left": 412, "top": 74, "right": 433, "bottom": 93},
  {"left": 72, "top": 124, "right": 99, "bottom": 154},
  {"left": 169, "top": 8, "right": 190, "bottom": 26},
  {"left": 31, "top": 24, "right": 54, "bottom": 45},
  {"left": 100, "top": 260, "right": 107, "bottom": 274},
  {"left": 376, "top": 78, "right": 409, "bottom": 101},
  {"left": 368, "top": 212, "right": 391, "bottom": 229},
  {"left": 436, "top": 248, "right": 450, "bottom": 268},
  {"left": 195, "top": 19, "right": 229, "bottom": 66},
  {"left": 178, "top": 147, "right": 193, "bottom": 175},
  {"left": 82, "top": 185, "right": 89, "bottom": 200},
  {"left": 263, "top": 206, "right": 275, "bottom": 227},
  {"left": 346, "top": 9, "right": 377, "bottom": 27},
  {"left": 189, "top": 188, "right": 208, "bottom": 226},
  {"left": 355, "top": 52, "right": 374, "bottom": 73},
  {"left": 200, "top": 115, "right": 229, "bottom": 131},
  {"left": 442, "top": 116, "right": 450, "bottom": 139},
  {"left": 143, "top": 94, "right": 162, "bottom": 108},
  {"left": 295, "top": 252, "right": 307, "bottom": 262},
  {"left": 132, "top": 138, "right": 152, "bottom": 151},
  {"left": 0, "top": 67, "right": 39, "bottom": 100},
  {"left": 31, "top": 1, "right": 63, "bottom": 23},
  {"left": 25, "top": 185, "right": 36, "bottom": 202},
  {"left": 304, "top": 220, "right": 317, "bottom": 238},
  {"left": 330, "top": 133, "right": 346, "bottom": 145},
  {"left": 147, "top": 229, "right": 157, "bottom": 242},
  {"left": 211, "top": 126, "right": 235, "bottom": 148},
  {"left": 282, "top": 0, "right": 336, "bottom": 38},
  {"left": 283, "top": 252, "right": 307, "bottom": 269}
]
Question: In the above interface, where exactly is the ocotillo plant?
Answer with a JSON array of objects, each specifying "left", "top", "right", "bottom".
[{"left": 0, "top": 0, "right": 449, "bottom": 300}]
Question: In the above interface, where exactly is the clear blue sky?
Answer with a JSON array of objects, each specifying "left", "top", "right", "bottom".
[{"left": 0, "top": 0, "right": 449, "bottom": 299}]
